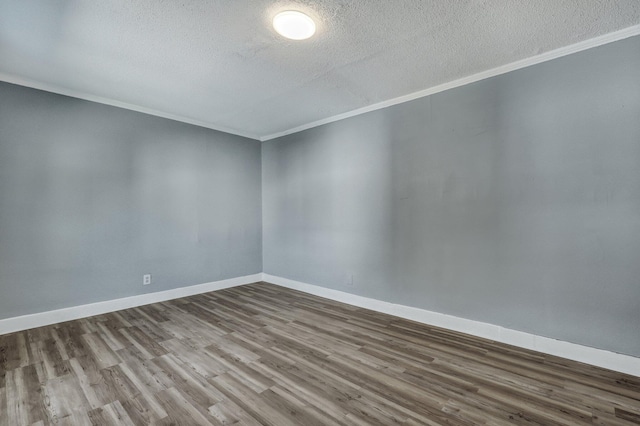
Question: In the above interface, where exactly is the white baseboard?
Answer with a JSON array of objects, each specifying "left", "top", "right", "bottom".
[
  {"left": 0, "top": 273, "right": 262, "bottom": 335},
  {"left": 262, "top": 274, "right": 640, "bottom": 377},
  {"left": 3, "top": 272, "right": 638, "bottom": 376}
]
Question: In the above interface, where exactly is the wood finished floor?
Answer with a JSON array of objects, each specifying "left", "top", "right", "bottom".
[{"left": 1, "top": 282, "right": 639, "bottom": 425}]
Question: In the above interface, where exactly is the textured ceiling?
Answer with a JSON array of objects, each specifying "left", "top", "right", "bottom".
[{"left": 1, "top": 1, "right": 639, "bottom": 140}]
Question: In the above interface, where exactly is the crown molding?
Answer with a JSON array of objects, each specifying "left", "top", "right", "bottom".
[
  {"left": 260, "top": 24, "right": 640, "bottom": 141},
  {"left": 2, "top": 24, "right": 639, "bottom": 143},
  {"left": 0, "top": 73, "right": 261, "bottom": 141}
]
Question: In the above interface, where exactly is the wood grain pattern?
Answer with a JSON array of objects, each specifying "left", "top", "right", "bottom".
[{"left": 1, "top": 282, "right": 639, "bottom": 425}]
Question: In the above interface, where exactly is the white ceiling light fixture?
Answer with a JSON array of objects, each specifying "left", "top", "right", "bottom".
[{"left": 273, "top": 11, "right": 316, "bottom": 40}]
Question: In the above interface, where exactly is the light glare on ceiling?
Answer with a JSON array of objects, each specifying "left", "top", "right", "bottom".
[{"left": 273, "top": 11, "right": 316, "bottom": 40}]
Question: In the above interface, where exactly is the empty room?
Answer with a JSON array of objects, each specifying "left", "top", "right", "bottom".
[{"left": 1, "top": 1, "right": 639, "bottom": 425}]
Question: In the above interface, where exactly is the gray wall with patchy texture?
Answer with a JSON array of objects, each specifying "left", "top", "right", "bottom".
[
  {"left": 0, "top": 82, "right": 262, "bottom": 319},
  {"left": 262, "top": 35, "right": 640, "bottom": 357}
]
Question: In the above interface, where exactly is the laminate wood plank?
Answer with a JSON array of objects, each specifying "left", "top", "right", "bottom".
[
  {"left": 119, "top": 393, "right": 167, "bottom": 425},
  {"left": 1, "top": 282, "right": 638, "bottom": 425},
  {"left": 0, "top": 386, "right": 7, "bottom": 426},
  {"left": 5, "top": 368, "right": 29, "bottom": 425},
  {"left": 17, "top": 333, "right": 35, "bottom": 369},
  {"left": 115, "top": 346, "right": 174, "bottom": 393},
  {"left": 20, "top": 365, "right": 49, "bottom": 424},
  {"left": 152, "top": 353, "right": 226, "bottom": 407},
  {"left": 42, "top": 374, "right": 92, "bottom": 424},
  {"left": 210, "top": 372, "right": 299, "bottom": 426},
  {"left": 13, "top": 367, "right": 47, "bottom": 424},
  {"left": 327, "top": 353, "right": 477, "bottom": 425},
  {"left": 617, "top": 407, "right": 640, "bottom": 423},
  {"left": 203, "top": 346, "right": 274, "bottom": 393},
  {"left": 94, "top": 323, "right": 129, "bottom": 352},
  {"left": 88, "top": 400, "right": 136, "bottom": 426},
  {"left": 70, "top": 352, "right": 104, "bottom": 386},
  {"left": 160, "top": 339, "right": 227, "bottom": 379},
  {"left": 260, "top": 385, "right": 344, "bottom": 426},
  {"left": 425, "top": 358, "right": 592, "bottom": 419},
  {"left": 208, "top": 398, "right": 263, "bottom": 426},
  {"left": 94, "top": 364, "right": 140, "bottom": 405},
  {"left": 68, "top": 358, "right": 104, "bottom": 410},
  {"left": 117, "top": 361, "right": 169, "bottom": 420},
  {"left": 78, "top": 318, "right": 99, "bottom": 335},
  {"left": 204, "top": 335, "right": 261, "bottom": 364},
  {"left": 121, "top": 326, "right": 168, "bottom": 358},
  {"left": 225, "top": 327, "right": 279, "bottom": 352},
  {"left": 261, "top": 347, "right": 443, "bottom": 426},
  {"left": 34, "top": 339, "right": 71, "bottom": 379},
  {"left": 248, "top": 354, "right": 354, "bottom": 423},
  {"left": 131, "top": 317, "right": 174, "bottom": 344},
  {"left": 0, "top": 333, "right": 22, "bottom": 372},
  {"left": 153, "top": 387, "right": 217, "bottom": 425},
  {"left": 53, "top": 411, "right": 92, "bottom": 426},
  {"left": 159, "top": 311, "right": 228, "bottom": 344},
  {"left": 54, "top": 323, "right": 90, "bottom": 360},
  {"left": 131, "top": 306, "right": 168, "bottom": 325},
  {"left": 25, "top": 326, "right": 55, "bottom": 344}
]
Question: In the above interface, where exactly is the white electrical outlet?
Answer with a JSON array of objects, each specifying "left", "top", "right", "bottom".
[{"left": 143, "top": 274, "right": 152, "bottom": 285}]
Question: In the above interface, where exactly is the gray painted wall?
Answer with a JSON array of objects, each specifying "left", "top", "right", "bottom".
[
  {"left": 262, "top": 35, "right": 640, "bottom": 357},
  {"left": 0, "top": 82, "right": 262, "bottom": 320}
]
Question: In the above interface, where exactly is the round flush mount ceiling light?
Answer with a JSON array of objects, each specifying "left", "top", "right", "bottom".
[{"left": 273, "top": 11, "right": 316, "bottom": 40}]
